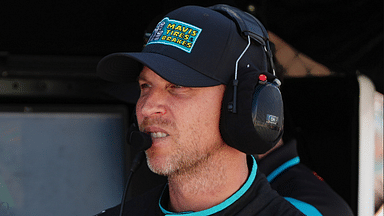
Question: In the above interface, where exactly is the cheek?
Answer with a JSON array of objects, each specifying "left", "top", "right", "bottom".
[
  {"left": 202, "top": 90, "right": 225, "bottom": 135},
  {"left": 187, "top": 93, "right": 223, "bottom": 133},
  {"left": 135, "top": 99, "right": 144, "bottom": 123},
  {"left": 202, "top": 92, "right": 223, "bottom": 120}
]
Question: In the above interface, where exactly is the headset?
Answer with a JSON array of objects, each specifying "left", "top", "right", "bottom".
[{"left": 210, "top": 5, "right": 284, "bottom": 154}]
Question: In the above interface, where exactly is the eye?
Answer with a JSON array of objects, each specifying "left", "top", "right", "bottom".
[
  {"left": 170, "top": 84, "right": 183, "bottom": 89},
  {"left": 168, "top": 84, "right": 186, "bottom": 92},
  {"left": 167, "top": 84, "right": 192, "bottom": 96},
  {"left": 139, "top": 83, "right": 151, "bottom": 90}
]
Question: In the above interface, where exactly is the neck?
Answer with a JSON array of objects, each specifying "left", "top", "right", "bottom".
[{"left": 166, "top": 145, "right": 249, "bottom": 213}]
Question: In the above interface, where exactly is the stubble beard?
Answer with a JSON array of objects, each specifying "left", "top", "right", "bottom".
[
  {"left": 146, "top": 140, "right": 221, "bottom": 177},
  {"left": 142, "top": 118, "right": 224, "bottom": 179},
  {"left": 140, "top": 117, "right": 180, "bottom": 176}
]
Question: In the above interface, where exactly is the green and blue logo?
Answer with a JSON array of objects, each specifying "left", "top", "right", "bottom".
[{"left": 147, "top": 17, "right": 202, "bottom": 53}]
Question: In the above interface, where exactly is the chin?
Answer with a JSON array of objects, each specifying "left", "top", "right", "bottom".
[{"left": 146, "top": 152, "right": 175, "bottom": 176}]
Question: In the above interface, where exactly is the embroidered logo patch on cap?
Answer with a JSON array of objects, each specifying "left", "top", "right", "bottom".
[{"left": 147, "top": 17, "right": 202, "bottom": 53}]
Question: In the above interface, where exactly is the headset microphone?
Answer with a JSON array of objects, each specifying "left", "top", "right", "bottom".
[
  {"left": 119, "top": 126, "right": 152, "bottom": 216},
  {"left": 129, "top": 131, "right": 153, "bottom": 155}
]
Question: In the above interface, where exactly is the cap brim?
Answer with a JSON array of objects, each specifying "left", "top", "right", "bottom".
[
  {"left": 97, "top": 53, "right": 142, "bottom": 83},
  {"left": 97, "top": 52, "right": 221, "bottom": 87}
]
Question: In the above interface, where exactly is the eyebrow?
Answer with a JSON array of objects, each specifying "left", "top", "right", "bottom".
[{"left": 137, "top": 73, "right": 147, "bottom": 82}]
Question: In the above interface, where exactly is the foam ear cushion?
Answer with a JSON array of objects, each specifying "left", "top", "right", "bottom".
[{"left": 220, "top": 69, "right": 283, "bottom": 154}]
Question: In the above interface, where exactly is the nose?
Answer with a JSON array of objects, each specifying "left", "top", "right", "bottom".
[{"left": 137, "top": 88, "right": 167, "bottom": 118}]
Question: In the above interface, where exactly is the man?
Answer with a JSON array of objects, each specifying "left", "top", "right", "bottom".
[
  {"left": 96, "top": 5, "right": 306, "bottom": 215},
  {"left": 129, "top": 14, "right": 355, "bottom": 215}
]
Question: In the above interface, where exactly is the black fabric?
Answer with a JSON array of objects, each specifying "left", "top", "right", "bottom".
[
  {"left": 95, "top": 157, "right": 306, "bottom": 216},
  {"left": 257, "top": 140, "right": 299, "bottom": 177},
  {"left": 209, "top": 4, "right": 269, "bottom": 46},
  {"left": 257, "top": 140, "right": 354, "bottom": 216},
  {"left": 97, "top": 5, "right": 252, "bottom": 87},
  {"left": 220, "top": 68, "right": 283, "bottom": 154}
]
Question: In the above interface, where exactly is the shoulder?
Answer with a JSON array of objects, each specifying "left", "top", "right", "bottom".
[
  {"left": 230, "top": 168, "right": 306, "bottom": 216},
  {"left": 94, "top": 184, "right": 165, "bottom": 216},
  {"left": 271, "top": 163, "right": 354, "bottom": 216}
]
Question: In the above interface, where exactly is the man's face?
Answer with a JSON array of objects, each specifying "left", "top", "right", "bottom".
[{"left": 136, "top": 67, "right": 226, "bottom": 176}]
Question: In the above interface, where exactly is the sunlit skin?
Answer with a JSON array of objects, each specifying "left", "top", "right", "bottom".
[{"left": 136, "top": 66, "right": 249, "bottom": 212}]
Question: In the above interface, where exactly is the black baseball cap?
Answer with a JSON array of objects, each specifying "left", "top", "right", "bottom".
[{"left": 97, "top": 5, "right": 267, "bottom": 87}]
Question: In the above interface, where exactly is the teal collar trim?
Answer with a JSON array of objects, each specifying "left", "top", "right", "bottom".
[
  {"left": 266, "top": 156, "right": 300, "bottom": 182},
  {"left": 159, "top": 156, "right": 258, "bottom": 216},
  {"left": 284, "top": 197, "right": 323, "bottom": 216}
]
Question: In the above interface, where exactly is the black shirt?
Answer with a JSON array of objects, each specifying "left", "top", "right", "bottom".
[
  {"left": 257, "top": 139, "right": 354, "bottom": 216},
  {"left": 96, "top": 156, "right": 305, "bottom": 216}
]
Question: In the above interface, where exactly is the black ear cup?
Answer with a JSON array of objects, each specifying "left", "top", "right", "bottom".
[
  {"left": 220, "top": 69, "right": 283, "bottom": 154},
  {"left": 251, "top": 83, "right": 284, "bottom": 143}
]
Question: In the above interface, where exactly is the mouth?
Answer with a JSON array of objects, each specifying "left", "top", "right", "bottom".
[
  {"left": 149, "top": 131, "right": 169, "bottom": 138},
  {"left": 142, "top": 127, "right": 170, "bottom": 139}
]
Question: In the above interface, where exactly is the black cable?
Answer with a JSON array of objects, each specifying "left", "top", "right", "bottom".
[
  {"left": 119, "top": 151, "right": 146, "bottom": 216},
  {"left": 118, "top": 130, "right": 152, "bottom": 216}
]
